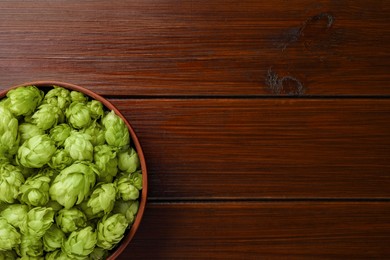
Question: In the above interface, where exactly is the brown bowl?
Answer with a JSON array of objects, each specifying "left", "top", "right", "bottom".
[{"left": 0, "top": 81, "right": 147, "bottom": 260}]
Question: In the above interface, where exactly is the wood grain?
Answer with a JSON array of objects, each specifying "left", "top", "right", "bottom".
[
  {"left": 0, "top": 0, "right": 389, "bottom": 96},
  {"left": 112, "top": 98, "right": 390, "bottom": 199},
  {"left": 120, "top": 202, "right": 390, "bottom": 259},
  {"left": 0, "top": 1, "right": 389, "bottom": 258}
]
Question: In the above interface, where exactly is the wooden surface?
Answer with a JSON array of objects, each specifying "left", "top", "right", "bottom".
[{"left": 1, "top": 0, "right": 389, "bottom": 259}]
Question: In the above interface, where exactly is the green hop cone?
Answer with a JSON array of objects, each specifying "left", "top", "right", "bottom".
[
  {"left": 17, "top": 134, "right": 56, "bottom": 168},
  {"left": 0, "top": 104, "right": 19, "bottom": 157},
  {"left": 6, "top": 86, "right": 43, "bottom": 116},
  {"left": 19, "top": 174, "right": 51, "bottom": 207},
  {"left": 49, "top": 162, "right": 96, "bottom": 209},
  {"left": 0, "top": 250, "right": 17, "bottom": 260},
  {"left": 49, "top": 124, "right": 71, "bottom": 147},
  {"left": 48, "top": 149, "right": 73, "bottom": 170},
  {"left": 89, "top": 247, "right": 108, "bottom": 260},
  {"left": 18, "top": 123, "right": 44, "bottom": 145},
  {"left": 117, "top": 147, "right": 140, "bottom": 174},
  {"left": 30, "top": 103, "right": 63, "bottom": 130},
  {"left": 17, "top": 235, "right": 43, "bottom": 257},
  {"left": 97, "top": 213, "right": 128, "bottom": 250},
  {"left": 82, "top": 120, "right": 106, "bottom": 146},
  {"left": 70, "top": 91, "right": 88, "bottom": 103},
  {"left": 113, "top": 200, "right": 139, "bottom": 225},
  {"left": 23, "top": 207, "right": 54, "bottom": 237},
  {"left": 0, "top": 163, "right": 25, "bottom": 203},
  {"left": 63, "top": 226, "right": 97, "bottom": 259},
  {"left": 0, "top": 204, "right": 28, "bottom": 230},
  {"left": 129, "top": 170, "right": 143, "bottom": 190},
  {"left": 79, "top": 201, "right": 104, "bottom": 220},
  {"left": 94, "top": 145, "right": 118, "bottom": 183},
  {"left": 43, "top": 86, "right": 71, "bottom": 110},
  {"left": 87, "top": 100, "right": 104, "bottom": 119},
  {"left": 42, "top": 225, "right": 66, "bottom": 252},
  {"left": 87, "top": 183, "right": 117, "bottom": 215},
  {"left": 65, "top": 102, "right": 92, "bottom": 129},
  {"left": 46, "top": 200, "right": 63, "bottom": 213},
  {"left": 102, "top": 111, "right": 130, "bottom": 148},
  {"left": 64, "top": 132, "right": 93, "bottom": 162},
  {"left": 115, "top": 175, "right": 139, "bottom": 201},
  {"left": 0, "top": 217, "right": 21, "bottom": 250},
  {"left": 45, "top": 250, "right": 69, "bottom": 260},
  {"left": 56, "top": 208, "right": 87, "bottom": 233}
]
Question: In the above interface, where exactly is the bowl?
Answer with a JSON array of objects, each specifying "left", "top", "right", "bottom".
[{"left": 0, "top": 81, "right": 147, "bottom": 259}]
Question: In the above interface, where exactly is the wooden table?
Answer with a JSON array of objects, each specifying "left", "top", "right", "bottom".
[{"left": 1, "top": 1, "right": 389, "bottom": 258}]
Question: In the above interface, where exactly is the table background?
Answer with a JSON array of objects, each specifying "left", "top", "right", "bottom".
[{"left": 1, "top": 1, "right": 389, "bottom": 258}]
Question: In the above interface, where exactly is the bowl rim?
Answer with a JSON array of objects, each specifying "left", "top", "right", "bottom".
[{"left": 0, "top": 81, "right": 148, "bottom": 260}]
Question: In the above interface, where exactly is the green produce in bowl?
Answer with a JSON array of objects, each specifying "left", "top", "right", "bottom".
[
  {"left": 0, "top": 218, "right": 21, "bottom": 250},
  {"left": 0, "top": 85, "right": 143, "bottom": 259}
]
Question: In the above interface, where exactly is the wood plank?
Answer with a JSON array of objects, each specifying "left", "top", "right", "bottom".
[
  {"left": 119, "top": 202, "right": 390, "bottom": 259},
  {"left": 0, "top": 1, "right": 389, "bottom": 96},
  {"left": 112, "top": 99, "right": 390, "bottom": 199}
]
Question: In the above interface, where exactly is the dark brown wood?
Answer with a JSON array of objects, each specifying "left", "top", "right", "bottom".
[
  {"left": 0, "top": 1, "right": 389, "bottom": 96},
  {"left": 112, "top": 99, "right": 390, "bottom": 199},
  {"left": 1, "top": 1, "right": 389, "bottom": 258},
  {"left": 120, "top": 202, "right": 390, "bottom": 259}
]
